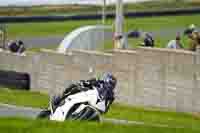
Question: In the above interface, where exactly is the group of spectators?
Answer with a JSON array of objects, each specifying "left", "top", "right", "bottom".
[
  {"left": 166, "top": 24, "right": 200, "bottom": 51},
  {"left": 127, "top": 24, "right": 200, "bottom": 52}
]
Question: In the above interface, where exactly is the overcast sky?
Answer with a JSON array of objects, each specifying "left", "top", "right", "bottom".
[{"left": 0, "top": 0, "right": 152, "bottom": 6}]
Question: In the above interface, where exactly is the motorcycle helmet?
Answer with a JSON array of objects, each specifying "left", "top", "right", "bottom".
[{"left": 101, "top": 72, "right": 117, "bottom": 90}]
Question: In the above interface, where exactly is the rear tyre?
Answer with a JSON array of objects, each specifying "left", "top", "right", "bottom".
[
  {"left": 67, "top": 106, "right": 101, "bottom": 122},
  {"left": 81, "top": 106, "right": 101, "bottom": 121}
]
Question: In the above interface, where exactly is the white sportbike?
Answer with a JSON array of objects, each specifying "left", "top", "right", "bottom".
[{"left": 37, "top": 75, "right": 116, "bottom": 122}]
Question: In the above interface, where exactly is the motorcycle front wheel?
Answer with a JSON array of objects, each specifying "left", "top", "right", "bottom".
[{"left": 37, "top": 110, "right": 51, "bottom": 119}]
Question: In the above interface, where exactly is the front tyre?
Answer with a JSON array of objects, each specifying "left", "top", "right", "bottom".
[{"left": 37, "top": 110, "right": 51, "bottom": 119}]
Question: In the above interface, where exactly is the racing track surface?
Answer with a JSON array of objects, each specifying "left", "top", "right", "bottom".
[
  {"left": 0, "top": 103, "right": 42, "bottom": 118},
  {"left": 8, "top": 35, "right": 64, "bottom": 49}
]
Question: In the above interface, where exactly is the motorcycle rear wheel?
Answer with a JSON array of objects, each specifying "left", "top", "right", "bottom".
[{"left": 67, "top": 106, "right": 101, "bottom": 122}]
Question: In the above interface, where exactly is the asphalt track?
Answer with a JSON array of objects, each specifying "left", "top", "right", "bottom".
[
  {"left": 13, "top": 35, "right": 64, "bottom": 49},
  {"left": 0, "top": 103, "right": 42, "bottom": 118}
]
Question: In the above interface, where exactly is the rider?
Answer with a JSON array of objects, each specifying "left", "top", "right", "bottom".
[{"left": 51, "top": 72, "right": 117, "bottom": 113}]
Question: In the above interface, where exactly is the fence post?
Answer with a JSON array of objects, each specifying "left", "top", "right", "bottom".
[
  {"left": 0, "top": 24, "right": 7, "bottom": 49},
  {"left": 193, "top": 45, "right": 200, "bottom": 112},
  {"left": 0, "top": 25, "right": 3, "bottom": 49}
]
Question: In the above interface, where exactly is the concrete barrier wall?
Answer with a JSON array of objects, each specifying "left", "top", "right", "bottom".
[
  {"left": 0, "top": 48, "right": 199, "bottom": 113},
  {"left": 134, "top": 48, "right": 197, "bottom": 112}
]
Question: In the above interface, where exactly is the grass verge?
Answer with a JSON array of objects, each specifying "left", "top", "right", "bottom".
[
  {"left": 0, "top": 117, "right": 199, "bottom": 133},
  {"left": 7, "top": 20, "right": 100, "bottom": 38},
  {"left": 7, "top": 14, "right": 200, "bottom": 38},
  {"left": 0, "top": 88, "right": 200, "bottom": 130},
  {"left": 106, "top": 104, "right": 200, "bottom": 129},
  {"left": 0, "top": 88, "right": 49, "bottom": 108}
]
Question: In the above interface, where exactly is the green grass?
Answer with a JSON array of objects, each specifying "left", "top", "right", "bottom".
[
  {"left": 1, "top": 0, "right": 200, "bottom": 16},
  {"left": 7, "top": 14, "right": 200, "bottom": 38},
  {"left": 0, "top": 117, "right": 199, "bottom": 133},
  {"left": 0, "top": 88, "right": 200, "bottom": 130},
  {"left": 106, "top": 104, "right": 200, "bottom": 129},
  {"left": 123, "top": 15, "right": 200, "bottom": 31},
  {"left": 5, "top": 14, "right": 200, "bottom": 50},
  {"left": 0, "top": 88, "right": 49, "bottom": 108},
  {"left": 7, "top": 20, "right": 100, "bottom": 38}
]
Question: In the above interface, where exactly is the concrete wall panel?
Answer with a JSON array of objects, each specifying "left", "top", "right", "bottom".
[{"left": 0, "top": 47, "right": 199, "bottom": 113}]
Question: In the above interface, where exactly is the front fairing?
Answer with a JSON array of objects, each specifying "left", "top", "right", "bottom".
[{"left": 50, "top": 89, "right": 100, "bottom": 121}]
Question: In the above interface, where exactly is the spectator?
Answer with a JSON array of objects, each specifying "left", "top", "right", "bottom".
[
  {"left": 8, "top": 40, "right": 18, "bottom": 53},
  {"left": 141, "top": 32, "right": 154, "bottom": 47},
  {"left": 0, "top": 30, "right": 3, "bottom": 49},
  {"left": 187, "top": 30, "right": 200, "bottom": 51},
  {"left": 166, "top": 34, "right": 183, "bottom": 49},
  {"left": 121, "top": 34, "right": 129, "bottom": 49},
  {"left": 184, "top": 24, "right": 200, "bottom": 51},
  {"left": 184, "top": 24, "right": 196, "bottom": 36},
  {"left": 7, "top": 40, "right": 26, "bottom": 54},
  {"left": 17, "top": 40, "right": 26, "bottom": 53},
  {"left": 189, "top": 24, "right": 196, "bottom": 31}
]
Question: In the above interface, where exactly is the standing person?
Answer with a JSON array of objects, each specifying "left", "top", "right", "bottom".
[
  {"left": 187, "top": 30, "right": 200, "bottom": 51},
  {"left": 121, "top": 33, "right": 129, "bottom": 49},
  {"left": 141, "top": 32, "right": 154, "bottom": 47},
  {"left": 7, "top": 40, "right": 18, "bottom": 53},
  {"left": 166, "top": 35, "right": 183, "bottom": 49},
  {"left": 17, "top": 40, "right": 26, "bottom": 53},
  {"left": 184, "top": 24, "right": 196, "bottom": 35},
  {"left": 189, "top": 24, "right": 196, "bottom": 32},
  {"left": 0, "top": 30, "right": 3, "bottom": 49},
  {"left": 7, "top": 39, "right": 26, "bottom": 54}
]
